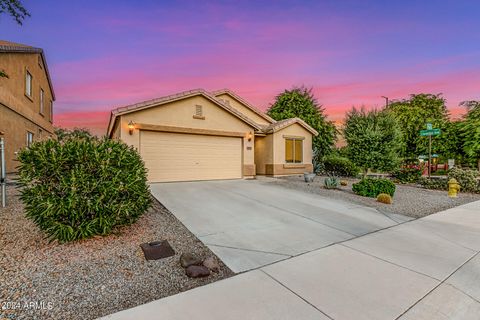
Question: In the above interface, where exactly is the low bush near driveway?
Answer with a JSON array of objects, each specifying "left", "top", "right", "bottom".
[
  {"left": 352, "top": 178, "right": 396, "bottom": 198},
  {"left": 418, "top": 177, "right": 448, "bottom": 190},
  {"left": 391, "top": 165, "right": 424, "bottom": 184},
  {"left": 447, "top": 167, "right": 479, "bottom": 193},
  {"left": 17, "top": 136, "right": 151, "bottom": 243}
]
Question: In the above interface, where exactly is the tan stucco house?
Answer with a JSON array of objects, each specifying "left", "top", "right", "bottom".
[
  {"left": 0, "top": 40, "right": 55, "bottom": 173},
  {"left": 107, "top": 89, "right": 317, "bottom": 182}
]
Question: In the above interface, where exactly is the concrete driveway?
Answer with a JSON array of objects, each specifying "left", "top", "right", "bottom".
[{"left": 150, "top": 179, "right": 410, "bottom": 272}]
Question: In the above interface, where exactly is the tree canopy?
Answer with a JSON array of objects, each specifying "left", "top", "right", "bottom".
[
  {"left": 0, "top": 0, "right": 30, "bottom": 25},
  {"left": 267, "top": 86, "right": 336, "bottom": 157},
  {"left": 386, "top": 93, "right": 449, "bottom": 160},
  {"left": 344, "top": 107, "right": 403, "bottom": 175},
  {"left": 461, "top": 100, "right": 480, "bottom": 169}
]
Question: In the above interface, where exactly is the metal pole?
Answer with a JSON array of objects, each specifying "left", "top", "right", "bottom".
[
  {"left": 428, "top": 135, "right": 432, "bottom": 178},
  {"left": 0, "top": 137, "right": 6, "bottom": 207}
]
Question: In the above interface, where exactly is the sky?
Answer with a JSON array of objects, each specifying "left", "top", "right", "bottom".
[{"left": 2, "top": 0, "right": 480, "bottom": 135}]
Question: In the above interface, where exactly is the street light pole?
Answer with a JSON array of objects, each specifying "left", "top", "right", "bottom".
[{"left": 381, "top": 96, "right": 389, "bottom": 108}]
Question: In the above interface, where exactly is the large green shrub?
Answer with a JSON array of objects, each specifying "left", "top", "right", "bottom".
[
  {"left": 17, "top": 136, "right": 151, "bottom": 243},
  {"left": 323, "top": 155, "right": 359, "bottom": 177},
  {"left": 352, "top": 178, "right": 396, "bottom": 198},
  {"left": 448, "top": 167, "right": 479, "bottom": 193},
  {"left": 391, "top": 165, "right": 424, "bottom": 184}
]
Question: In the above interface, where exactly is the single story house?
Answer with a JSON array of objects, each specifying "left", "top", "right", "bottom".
[{"left": 107, "top": 89, "right": 318, "bottom": 182}]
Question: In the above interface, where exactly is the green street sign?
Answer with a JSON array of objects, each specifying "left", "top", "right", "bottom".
[
  {"left": 426, "top": 123, "right": 433, "bottom": 130},
  {"left": 420, "top": 128, "right": 441, "bottom": 136}
]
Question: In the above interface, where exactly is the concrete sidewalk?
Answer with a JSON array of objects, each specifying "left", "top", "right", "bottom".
[{"left": 102, "top": 201, "right": 480, "bottom": 320}]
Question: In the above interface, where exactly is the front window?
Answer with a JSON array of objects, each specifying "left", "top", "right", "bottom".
[
  {"left": 26, "top": 131, "right": 34, "bottom": 147},
  {"left": 25, "top": 71, "right": 32, "bottom": 97},
  {"left": 49, "top": 100, "right": 53, "bottom": 122},
  {"left": 40, "top": 89, "right": 44, "bottom": 114},
  {"left": 285, "top": 138, "right": 303, "bottom": 163}
]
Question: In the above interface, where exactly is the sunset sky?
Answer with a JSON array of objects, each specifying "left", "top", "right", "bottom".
[{"left": 2, "top": 0, "right": 480, "bottom": 135}]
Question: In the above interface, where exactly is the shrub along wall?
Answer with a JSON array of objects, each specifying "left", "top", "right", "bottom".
[{"left": 17, "top": 136, "right": 151, "bottom": 243}]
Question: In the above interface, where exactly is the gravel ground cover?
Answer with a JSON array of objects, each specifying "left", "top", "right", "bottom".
[
  {"left": 0, "top": 187, "right": 233, "bottom": 320},
  {"left": 270, "top": 175, "right": 480, "bottom": 218}
]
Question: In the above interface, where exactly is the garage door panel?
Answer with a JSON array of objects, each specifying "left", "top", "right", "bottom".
[{"left": 140, "top": 131, "right": 242, "bottom": 182}]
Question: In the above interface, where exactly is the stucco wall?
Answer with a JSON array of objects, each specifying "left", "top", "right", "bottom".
[
  {"left": 116, "top": 95, "right": 256, "bottom": 177},
  {"left": 254, "top": 134, "right": 273, "bottom": 175},
  {"left": 215, "top": 93, "right": 271, "bottom": 126},
  {"left": 0, "top": 52, "right": 54, "bottom": 172}
]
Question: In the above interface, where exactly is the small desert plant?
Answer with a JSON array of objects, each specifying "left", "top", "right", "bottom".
[
  {"left": 352, "top": 178, "right": 396, "bottom": 198},
  {"left": 323, "top": 155, "right": 359, "bottom": 177},
  {"left": 377, "top": 193, "right": 393, "bottom": 204},
  {"left": 17, "top": 136, "right": 152, "bottom": 243},
  {"left": 340, "top": 180, "right": 348, "bottom": 186},
  {"left": 324, "top": 175, "right": 340, "bottom": 189},
  {"left": 447, "top": 167, "right": 479, "bottom": 193}
]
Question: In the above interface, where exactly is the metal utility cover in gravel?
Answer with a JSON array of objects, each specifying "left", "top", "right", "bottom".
[
  {"left": 0, "top": 188, "right": 233, "bottom": 320},
  {"left": 140, "top": 240, "right": 175, "bottom": 260}
]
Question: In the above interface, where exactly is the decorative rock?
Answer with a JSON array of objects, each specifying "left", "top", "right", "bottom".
[
  {"left": 203, "top": 256, "right": 220, "bottom": 273},
  {"left": 180, "top": 253, "right": 203, "bottom": 268},
  {"left": 185, "top": 265, "right": 210, "bottom": 278}
]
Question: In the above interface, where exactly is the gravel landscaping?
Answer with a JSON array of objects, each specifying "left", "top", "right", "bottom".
[
  {"left": 270, "top": 175, "right": 480, "bottom": 218},
  {"left": 0, "top": 186, "right": 233, "bottom": 320}
]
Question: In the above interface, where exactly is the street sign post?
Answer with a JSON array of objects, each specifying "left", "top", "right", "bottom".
[{"left": 419, "top": 125, "right": 441, "bottom": 177}]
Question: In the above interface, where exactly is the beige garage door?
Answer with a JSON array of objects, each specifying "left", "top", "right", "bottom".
[{"left": 140, "top": 131, "right": 242, "bottom": 182}]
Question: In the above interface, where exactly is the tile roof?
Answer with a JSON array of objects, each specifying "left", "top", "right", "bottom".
[
  {"left": 211, "top": 88, "right": 275, "bottom": 124},
  {"left": 263, "top": 118, "right": 319, "bottom": 136},
  {"left": 0, "top": 40, "right": 56, "bottom": 100}
]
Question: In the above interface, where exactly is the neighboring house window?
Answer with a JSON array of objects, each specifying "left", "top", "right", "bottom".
[
  {"left": 285, "top": 138, "right": 303, "bottom": 163},
  {"left": 25, "top": 71, "right": 32, "bottom": 97},
  {"left": 26, "top": 131, "right": 34, "bottom": 147},
  {"left": 40, "top": 88, "right": 44, "bottom": 115},
  {"left": 49, "top": 100, "right": 53, "bottom": 122}
]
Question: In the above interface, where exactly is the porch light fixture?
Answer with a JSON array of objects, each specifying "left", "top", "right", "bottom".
[
  {"left": 247, "top": 132, "right": 253, "bottom": 141},
  {"left": 128, "top": 121, "right": 135, "bottom": 135}
]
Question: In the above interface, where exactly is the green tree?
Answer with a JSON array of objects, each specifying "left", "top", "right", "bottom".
[
  {"left": 55, "top": 127, "right": 94, "bottom": 142},
  {"left": 344, "top": 107, "right": 403, "bottom": 175},
  {"left": 461, "top": 100, "right": 480, "bottom": 170},
  {"left": 386, "top": 93, "right": 449, "bottom": 160},
  {"left": 0, "top": 0, "right": 30, "bottom": 25},
  {"left": 436, "top": 120, "right": 465, "bottom": 163},
  {"left": 267, "top": 87, "right": 336, "bottom": 159}
]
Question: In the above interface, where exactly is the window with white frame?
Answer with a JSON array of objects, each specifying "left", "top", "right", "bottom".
[
  {"left": 40, "top": 89, "right": 44, "bottom": 114},
  {"left": 25, "top": 71, "right": 32, "bottom": 97},
  {"left": 26, "top": 131, "right": 34, "bottom": 147}
]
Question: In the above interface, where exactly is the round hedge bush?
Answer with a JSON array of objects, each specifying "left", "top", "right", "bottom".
[
  {"left": 323, "top": 155, "right": 359, "bottom": 177},
  {"left": 17, "top": 136, "right": 151, "bottom": 243}
]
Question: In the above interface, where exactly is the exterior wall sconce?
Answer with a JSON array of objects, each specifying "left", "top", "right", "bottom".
[
  {"left": 128, "top": 121, "right": 135, "bottom": 135},
  {"left": 247, "top": 132, "right": 253, "bottom": 141}
]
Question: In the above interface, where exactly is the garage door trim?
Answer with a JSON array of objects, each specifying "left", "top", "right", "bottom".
[{"left": 137, "top": 123, "right": 247, "bottom": 138}]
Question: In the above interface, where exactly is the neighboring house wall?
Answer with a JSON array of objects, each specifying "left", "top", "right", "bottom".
[
  {"left": 0, "top": 52, "right": 54, "bottom": 172},
  {"left": 268, "top": 123, "right": 313, "bottom": 175},
  {"left": 215, "top": 93, "right": 271, "bottom": 126},
  {"left": 115, "top": 95, "right": 256, "bottom": 179}
]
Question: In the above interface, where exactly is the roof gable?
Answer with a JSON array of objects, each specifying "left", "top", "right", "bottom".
[
  {"left": 263, "top": 118, "right": 318, "bottom": 136},
  {"left": 211, "top": 89, "right": 275, "bottom": 124},
  {"left": 0, "top": 40, "right": 56, "bottom": 100},
  {"left": 107, "top": 89, "right": 262, "bottom": 136}
]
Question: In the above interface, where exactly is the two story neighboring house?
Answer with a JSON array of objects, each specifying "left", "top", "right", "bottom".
[{"left": 0, "top": 40, "right": 55, "bottom": 173}]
